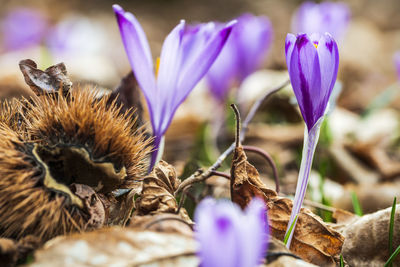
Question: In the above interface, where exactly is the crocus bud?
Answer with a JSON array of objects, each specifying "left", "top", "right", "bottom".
[
  {"left": 284, "top": 32, "right": 339, "bottom": 248},
  {"left": 291, "top": 1, "right": 350, "bottom": 40},
  {"left": 195, "top": 198, "right": 268, "bottom": 267},
  {"left": 285, "top": 33, "right": 339, "bottom": 132}
]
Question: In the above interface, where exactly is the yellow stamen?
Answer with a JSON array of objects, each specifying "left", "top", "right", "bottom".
[
  {"left": 155, "top": 57, "right": 161, "bottom": 77},
  {"left": 313, "top": 43, "right": 318, "bottom": 49}
]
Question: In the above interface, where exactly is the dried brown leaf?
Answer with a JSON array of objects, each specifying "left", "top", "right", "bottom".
[
  {"left": 30, "top": 228, "right": 198, "bottom": 267},
  {"left": 230, "top": 145, "right": 277, "bottom": 209},
  {"left": 336, "top": 204, "right": 400, "bottom": 266},
  {"left": 267, "top": 197, "right": 343, "bottom": 266},
  {"left": 19, "top": 59, "right": 72, "bottom": 95},
  {"left": 135, "top": 160, "right": 191, "bottom": 223},
  {"left": 230, "top": 144, "right": 343, "bottom": 266}
]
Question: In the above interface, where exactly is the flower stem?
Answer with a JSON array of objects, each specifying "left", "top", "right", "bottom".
[
  {"left": 285, "top": 117, "right": 324, "bottom": 248},
  {"left": 149, "top": 135, "right": 165, "bottom": 172}
]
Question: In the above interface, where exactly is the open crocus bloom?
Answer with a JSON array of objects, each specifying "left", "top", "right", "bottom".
[
  {"left": 113, "top": 4, "right": 235, "bottom": 169},
  {"left": 291, "top": 1, "right": 350, "bottom": 40},
  {"left": 284, "top": 33, "right": 339, "bottom": 247},
  {"left": 195, "top": 198, "right": 268, "bottom": 267},
  {"left": 207, "top": 13, "right": 273, "bottom": 103}
]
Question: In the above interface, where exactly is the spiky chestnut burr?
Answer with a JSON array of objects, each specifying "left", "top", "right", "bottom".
[
  {"left": 0, "top": 100, "right": 25, "bottom": 135},
  {"left": 25, "top": 89, "right": 151, "bottom": 191},
  {"left": 0, "top": 88, "right": 152, "bottom": 243},
  {"left": 0, "top": 123, "right": 89, "bottom": 241}
]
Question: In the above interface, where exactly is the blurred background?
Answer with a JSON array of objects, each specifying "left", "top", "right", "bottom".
[{"left": 1, "top": 0, "right": 400, "bottom": 216}]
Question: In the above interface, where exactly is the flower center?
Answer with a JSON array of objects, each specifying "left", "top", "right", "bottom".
[
  {"left": 155, "top": 57, "right": 161, "bottom": 77},
  {"left": 313, "top": 42, "right": 318, "bottom": 49},
  {"left": 216, "top": 216, "right": 231, "bottom": 232}
]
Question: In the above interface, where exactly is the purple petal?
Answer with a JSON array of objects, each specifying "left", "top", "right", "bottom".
[
  {"left": 113, "top": 4, "right": 157, "bottom": 129},
  {"left": 195, "top": 199, "right": 241, "bottom": 267},
  {"left": 176, "top": 21, "right": 235, "bottom": 105},
  {"left": 288, "top": 34, "right": 322, "bottom": 131},
  {"left": 206, "top": 37, "right": 238, "bottom": 102},
  {"left": 316, "top": 33, "right": 339, "bottom": 116},
  {"left": 234, "top": 14, "right": 273, "bottom": 81},
  {"left": 156, "top": 21, "right": 235, "bottom": 137},
  {"left": 239, "top": 198, "right": 268, "bottom": 267},
  {"left": 285, "top": 33, "right": 297, "bottom": 72},
  {"left": 155, "top": 21, "right": 186, "bottom": 135}
]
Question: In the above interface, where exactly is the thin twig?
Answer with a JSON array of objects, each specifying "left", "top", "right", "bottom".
[
  {"left": 231, "top": 104, "right": 241, "bottom": 147},
  {"left": 210, "top": 170, "right": 231, "bottom": 180},
  {"left": 174, "top": 79, "right": 289, "bottom": 196},
  {"left": 242, "top": 145, "right": 280, "bottom": 193},
  {"left": 176, "top": 187, "right": 189, "bottom": 214}
]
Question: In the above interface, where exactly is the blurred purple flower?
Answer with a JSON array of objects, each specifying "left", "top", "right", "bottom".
[
  {"left": 113, "top": 4, "right": 235, "bottom": 169},
  {"left": 292, "top": 1, "right": 350, "bottom": 40},
  {"left": 195, "top": 198, "right": 268, "bottom": 267},
  {"left": 46, "top": 17, "right": 106, "bottom": 58},
  {"left": 207, "top": 14, "right": 273, "bottom": 103},
  {"left": 1, "top": 8, "right": 48, "bottom": 51},
  {"left": 394, "top": 51, "right": 400, "bottom": 80},
  {"left": 284, "top": 33, "right": 339, "bottom": 247}
]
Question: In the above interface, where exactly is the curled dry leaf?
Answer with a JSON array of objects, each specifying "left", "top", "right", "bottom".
[
  {"left": 108, "top": 71, "right": 145, "bottom": 129},
  {"left": 19, "top": 59, "right": 72, "bottom": 95},
  {"left": 135, "top": 160, "right": 192, "bottom": 223},
  {"left": 30, "top": 228, "right": 198, "bottom": 267},
  {"left": 230, "top": 145, "right": 277, "bottom": 209},
  {"left": 230, "top": 139, "right": 343, "bottom": 265},
  {"left": 335, "top": 204, "right": 400, "bottom": 266}
]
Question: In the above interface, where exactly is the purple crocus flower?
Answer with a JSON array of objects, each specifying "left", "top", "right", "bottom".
[
  {"left": 195, "top": 198, "right": 268, "bottom": 267},
  {"left": 292, "top": 1, "right": 350, "bottom": 40},
  {"left": 207, "top": 14, "right": 273, "bottom": 103},
  {"left": 113, "top": 5, "right": 235, "bottom": 169},
  {"left": 394, "top": 51, "right": 400, "bottom": 80},
  {"left": 284, "top": 33, "right": 339, "bottom": 247},
  {"left": 1, "top": 8, "right": 48, "bottom": 51}
]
